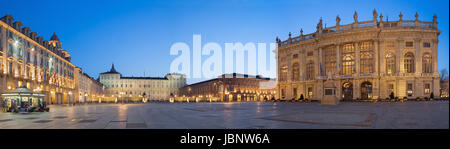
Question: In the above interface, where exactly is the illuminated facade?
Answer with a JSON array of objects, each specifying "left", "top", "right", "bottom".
[
  {"left": 99, "top": 64, "right": 186, "bottom": 102},
  {"left": 0, "top": 14, "right": 77, "bottom": 104},
  {"left": 178, "top": 73, "right": 276, "bottom": 102},
  {"left": 76, "top": 67, "right": 105, "bottom": 103},
  {"left": 276, "top": 10, "right": 441, "bottom": 101}
]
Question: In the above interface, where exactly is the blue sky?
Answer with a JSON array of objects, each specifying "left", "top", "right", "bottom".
[{"left": 1, "top": 0, "right": 448, "bottom": 84}]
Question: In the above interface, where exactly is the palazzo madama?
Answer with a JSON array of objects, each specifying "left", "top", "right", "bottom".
[{"left": 276, "top": 10, "right": 441, "bottom": 101}]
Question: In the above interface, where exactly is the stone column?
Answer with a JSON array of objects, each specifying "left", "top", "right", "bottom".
[
  {"left": 314, "top": 48, "right": 320, "bottom": 79},
  {"left": 374, "top": 40, "right": 379, "bottom": 75},
  {"left": 432, "top": 39, "right": 439, "bottom": 74},
  {"left": 354, "top": 42, "right": 360, "bottom": 99},
  {"left": 432, "top": 39, "right": 440, "bottom": 97},
  {"left": 354, "top": 79, "right": 360, "bottom": 99},
  {"left": 318, "top": 80, "right": 324, "bottom": 101},
  {"left": 301, "top": 51, "right": 306, "bottom": 81},
  {"left": 379, "top": 40, "right": 385, "bottom": 74},
  {"left": 355, "top": 42, "right": 360, "bottom": 76},
  {"left": 319, "top": 47, "right": 323, "bottom": 77},
  {"left": 415, "top": 38, "right": 422, "bottom": 75},
  {"left": 336, "top": 44, "right": 341, "bottom": 98},
  {"left": 397, "top": 39, "right": 404, "bottom": 74}
]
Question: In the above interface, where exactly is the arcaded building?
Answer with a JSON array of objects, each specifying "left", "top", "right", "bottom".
[
  {"left": 76, "top": 67, "right": 105, "bottom": 103},
  {"left": 178, "top": 73, "right": 276, "bottom": 102},
  {"left": 0, "top": 14, "right": 77, "bottom": 104},
  {"left": 276, "top": 10, "right": 441, "bottom": 101},
  {"left": 99, "top": 64, "right": 186, "bottom": 101}
]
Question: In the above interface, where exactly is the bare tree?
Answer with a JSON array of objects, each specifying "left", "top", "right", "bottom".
[{"left": 440, "top": 68, "right": 449, "bottom": 81}]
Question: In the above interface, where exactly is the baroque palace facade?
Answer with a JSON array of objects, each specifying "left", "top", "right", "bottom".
[
  {"left": 0, "top": 14, "right": 78, "bottom": 104},
  {"left": 178, "top": 73, "right": 276, "bottom": 102},
  {"left": 276, "top": 10, "right": 441, "bottom": 101},
  {"left": 99, "top": 64, "right": 186, "bottom": 102}
]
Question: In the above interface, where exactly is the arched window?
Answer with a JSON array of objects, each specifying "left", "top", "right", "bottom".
[
  {"left": 292, "top": 63, "right": 300, "bottom": 81},
  {"left": 306, "top": 60, "right": 314, "bottom": 80},
  {"left": 404, "top": 52, "right": 415, "bottom": 73},
  {"left": 422, "top": 53, "right": 432, "bottom": 73},
  {"left": 360, "top": 41, "right": 374, "bottom": 74},
  {"left": 342, "top": 43, "right": 355, "bottom": 75},
  {"left": 385, "top": 53, "right": 396, "bottom": 74},
  {"left": 323, "top": 46, "right": 336, "bottom": 75},
  {"left": 280, "top": 65, "right": 288, "bottom": 81}
]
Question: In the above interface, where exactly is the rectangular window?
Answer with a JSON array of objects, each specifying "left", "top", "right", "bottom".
[
  {"left": 281, "top": 89, "right": 285, "bottom": 97},
  {"left": 405, "top": 42, "right": 413, "bottom": 47},
  {"left": 324, "top": 46, "right": 336, "bottom": 75},
  {"left": 293, "top": 88, "right": 297, "bottom": 97},
  {"left": 407, "top": 83, "right": 413, "bottom": 97},
  {"left": 342, "top": 43, "right": 355, "bottom": 75},
  {"left": 307, "top": 52, "right": 313, "bottom": 56},
  {"left": 423, "top": 42, "right": 431, "bottom": 48},
  {"left": 307, "top": 87, "right": 313, "bottom": 97},
  {"left": 424, "top": 83, "right": 431, "bottom": 94},
  {"left": 325, "top": 89, "right": 334, "bottom": 95}
]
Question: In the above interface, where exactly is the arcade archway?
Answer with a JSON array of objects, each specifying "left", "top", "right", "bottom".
[
  {"left": 360, "top": 81, "right": 372, "bottom": 100},
  {"left": 342, "top": 82, "right": 353, "bottom": 100}
]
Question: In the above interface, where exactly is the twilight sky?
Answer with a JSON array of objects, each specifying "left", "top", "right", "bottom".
[{"left": 1, "top": 0, "right": 448, "bottom": 84}]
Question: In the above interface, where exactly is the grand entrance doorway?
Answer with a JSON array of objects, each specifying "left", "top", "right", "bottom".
[
  {"left": 342, "top": 82, "right": 353, "bottom": 100},
  {"left": 361, "top": 81, "right": 373, "bottom": 99}
]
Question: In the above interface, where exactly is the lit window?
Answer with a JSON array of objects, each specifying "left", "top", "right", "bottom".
[
  {"left": 323, "top": 46, "right": 336, "bottom": 75},
  {"left": 386, "top": 53, "right": 396, "bottom": 74},
  {"left": 280, "top": 65, "right": 288, "bottom": 81},
  {"left": 360, "top": 41, "right": 374, "bottom": 74},
  {"left": 342, "top": 43, "right": 355, "bottom": 75},
  {"left": 424, "top": 83, "right": 431, "bottom": 94},
  {"left": 307, "top": 87, "right": 313, "bottom": 98},
  {"left": 404, "top": 52, "right": 415, "bottom": 73},
  {"left": 292, "top": 63, "right": 299, "bottom": 81},
  {"left": 407, "top": 83, "right": 413, "bottom": 97},
  {"left": 422, "top": 53, "right": 432, "bottom": 73},
  {"left": 306, "top": 60, "right": 314, "bottom": 80}
]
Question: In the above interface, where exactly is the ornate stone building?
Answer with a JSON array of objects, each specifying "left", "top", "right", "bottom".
[
  {"left": 276, "top": 10, "right": 441, "bottom": 101},
  {"left": 178, "top": 73, "right": 276, "bottom": 102},
  {"left": 0, "top": 14, "right": 77, "bottom": 104},
  {"left": 99, "top": 64, "right": 186, "bottom": 102}
]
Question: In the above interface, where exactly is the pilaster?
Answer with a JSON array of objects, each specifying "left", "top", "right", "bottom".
[{"left": 415, "top": 38, "right": 422, "bottom": 75}]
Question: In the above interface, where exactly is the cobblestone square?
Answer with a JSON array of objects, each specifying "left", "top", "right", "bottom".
[{"left": 0, "top": 101, "right": 448, "bottom": 129}]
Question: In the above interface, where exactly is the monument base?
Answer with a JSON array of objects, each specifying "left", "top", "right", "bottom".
[{"left": 321, "top": 96, "right": 339, "bottom": 105}]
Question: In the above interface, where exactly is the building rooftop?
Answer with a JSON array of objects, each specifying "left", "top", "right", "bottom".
[{"left": 100, "top": 63, "right": 120, "bottom": 74}]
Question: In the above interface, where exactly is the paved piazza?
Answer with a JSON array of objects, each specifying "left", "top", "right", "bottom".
[{"left": 0, "top": 101, "right": 448, "bottom": 129}]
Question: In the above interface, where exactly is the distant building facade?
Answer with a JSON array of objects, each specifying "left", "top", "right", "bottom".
[
  {"left": 76, "top": 67, "right": 105, "bottom": 103},
  {"left": 276, "top": 11, "right": 441, "bottom": 101},
  {"left": 440, "top": 78, "right": 449, "bottom": 98},
  {"left": 0, "top": 14, "right": 77, "bottom": 104},
  {"left": 99, "top": 64, "right": 186, "bottom": 102},
  {"left": 178, "top": 73, "right": 276, "bottom": 102}
]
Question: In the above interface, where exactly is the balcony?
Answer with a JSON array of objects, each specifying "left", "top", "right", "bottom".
[{"left": 278, "top": 19, "right": 437, "bottom": 48}]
